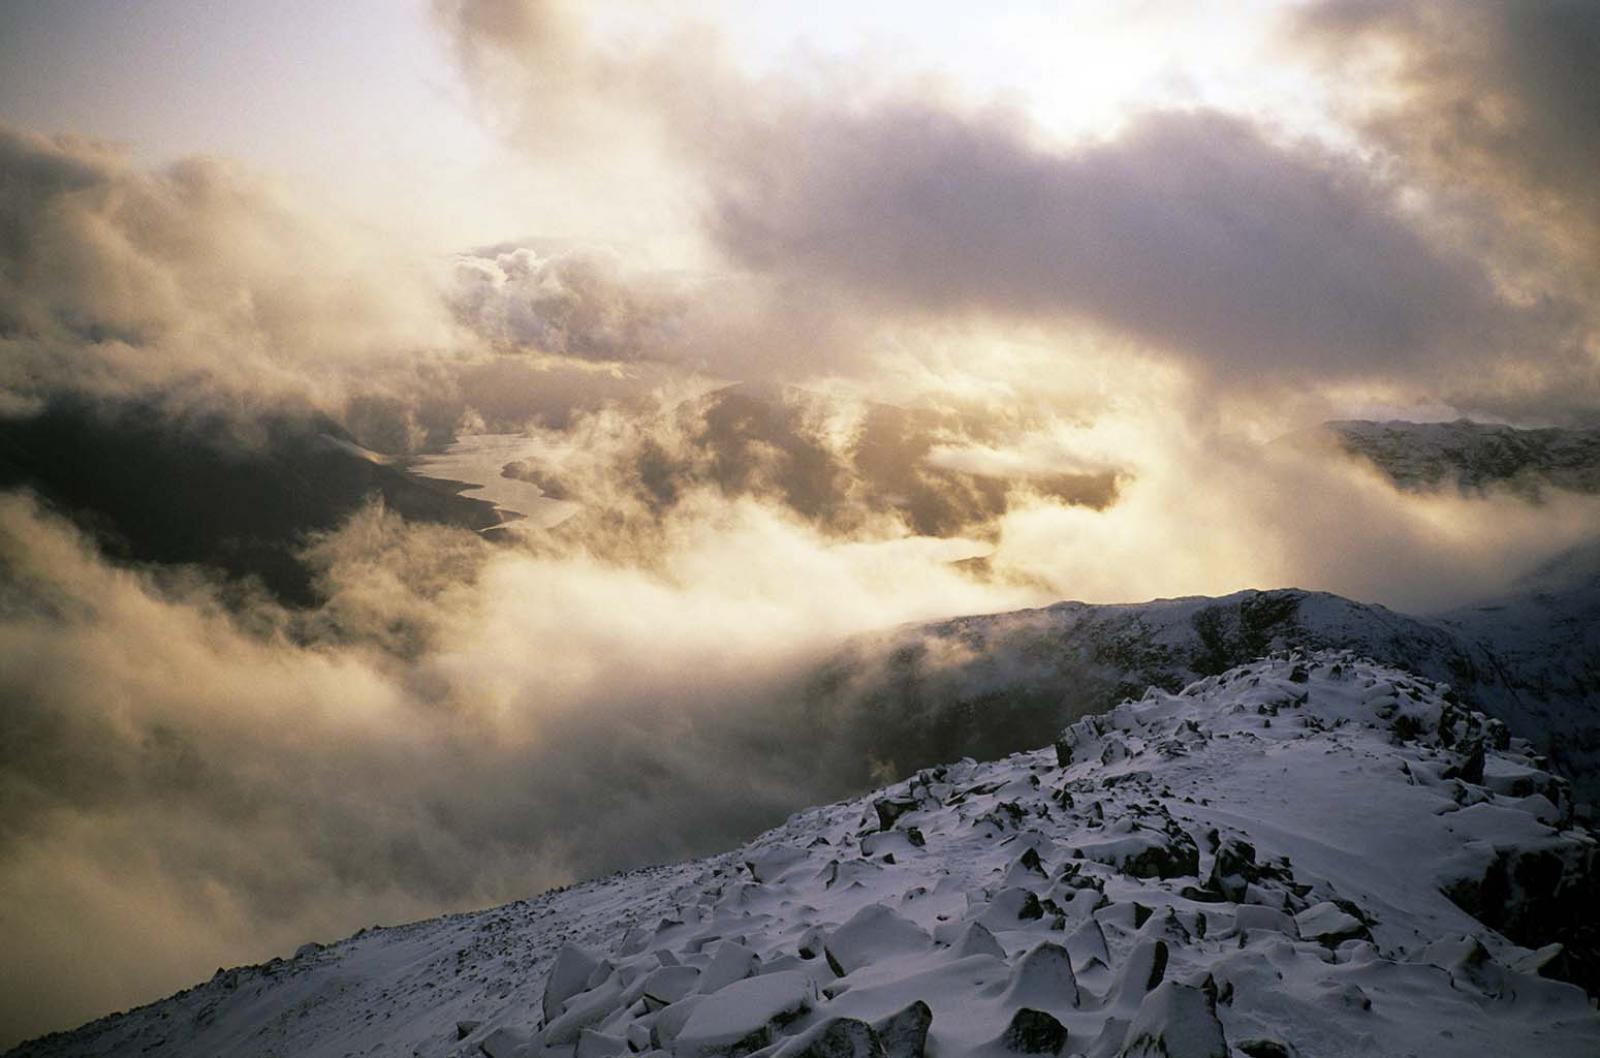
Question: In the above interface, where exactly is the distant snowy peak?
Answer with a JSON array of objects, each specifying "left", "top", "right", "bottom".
[
  {"left": 1324, "top": 418, "right": 1600, "bottom": 496},
  {"left": 19, "top": 652, "right": 1598, "bottom": 1058}
]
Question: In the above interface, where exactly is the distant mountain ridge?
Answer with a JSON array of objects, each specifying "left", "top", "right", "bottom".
[
  {"left": 804, "top": 574, "right": 1600, "bottom": 802},
  {"left": 1325, "top": 418, "right": 1600, "bottom": 495},
  {"left": 0, "top": 397, "right": 502, "bottom": 605}
]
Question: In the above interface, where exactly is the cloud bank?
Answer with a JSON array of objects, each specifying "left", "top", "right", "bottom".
[{"left": 435, "top": 0, "right": 1598, "bottom": 415}]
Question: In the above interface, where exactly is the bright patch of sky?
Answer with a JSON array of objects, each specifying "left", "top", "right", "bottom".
[
  {"left": 722, "top": 0, "right": 1336, "bottom": 144},
  {"left": 0, "top": 1, "right": 1345, "bottom": 252}
]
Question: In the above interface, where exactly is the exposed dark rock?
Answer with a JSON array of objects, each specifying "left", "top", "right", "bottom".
[
  {"left": 791, "top": 1018, "right": 885, "bottom": 1058},
  {"left": 1054, "top": 736, "right": 1075, "bottom": 768},
  {"left": 872, "top": 1001, "right": 931, "bottom": 1058},
  {"left": 1442, "top": 841, "right": 1600, "bottom": 996},
  {"left": 874, "top": 798, "right": 919, "bottom": 831},
  {"left": 1123, "top": 832, "right": 1198, "bottom": 880},
  {"left": 998, "top": 1008, "right": 1067, "bottom": 1055},
  {"left": 1207, "top": 837, "right": 1259, "bottom": 903},
  {"left": 1017, "top": 847, "right": 1047, "bottom": 877}
]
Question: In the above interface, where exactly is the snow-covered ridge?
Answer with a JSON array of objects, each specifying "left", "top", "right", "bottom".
[
  {"left": 14, "top": 652, "right": 1597, "bottom": 1058},
  {"left": 1325, "top": 419, "right": 1600, "bottom": 496},
  {"left": 810, "top": 581, "right": 1600, "bottom": 802}
]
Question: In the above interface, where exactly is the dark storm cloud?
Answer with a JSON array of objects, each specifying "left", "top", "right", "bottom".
[
  {"left": 697, "top": 102, "right": 1565, "bottom": 384},
  {"left": 1295, "top": 0, "right": 1600, "bottom": 275},
  {"left": 1286, "top": 0, "right": 1600, "bottom": 419}
]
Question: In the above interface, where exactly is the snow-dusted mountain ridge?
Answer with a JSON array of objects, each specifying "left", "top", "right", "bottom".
[
  {"left": 13, "top": 653, "right": 1597, "bottom": 1058},
  {"left": 1324, "top": 419, "right": 1600, "bottom": 496},
  {"left": 808, "top": 577, "right": 1600, "bottom": 802}
]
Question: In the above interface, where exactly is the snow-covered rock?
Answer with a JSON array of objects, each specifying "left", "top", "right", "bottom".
[
  {"left": 1119, "top": 981, "right": 1226, "bottom": 1058},
  {"left": 673, "top": 971, "right": 816, "bottom": 1058},
  {"left": 11, "top": 653, "right": 1599, "bottom": 1058}
]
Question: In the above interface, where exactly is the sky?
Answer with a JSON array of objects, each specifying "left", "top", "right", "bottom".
[
  {"left": 0, "top": 1, "right": 1338, "bottom": 253},
  {"left": 0, "top": 0, "right": 520, "bottom": 248},
  {"left": 1, "top": 0, "right": 1598, "bottom": 1047}
]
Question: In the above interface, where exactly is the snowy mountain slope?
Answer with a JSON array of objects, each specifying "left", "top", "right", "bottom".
[
  {"left": 14, "top": 653, "right": 1597, "bottom": 1058},
  {"left": 1323, "top": 419, "right": 1600, "bottom": 497},
  {"left": 807, "top": 582, "right": 1600, "bottom": 801},
  {"left": 1432, "top": 562, "right": 1600, "bottom": 782}
]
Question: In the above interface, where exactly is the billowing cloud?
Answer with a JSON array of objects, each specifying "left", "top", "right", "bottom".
[
  {"left": 0, "top": 485, "right": 1035, "bottom": 1044},
  {"left": 433, "top": 0, "right": 1594, "bottom": 410},
  {"left": 1294, "top": 0, "right": 1600, "bottom": 282},
  {"left": 497, "top": 382, "right": 1120, "bottom": 546},
  {"left": 0, "top": 123, "right": 478, "bottom": 439},
  {"left": 444, "top": 239, "right": 902, "bottom": 387},
  {"left": 1287, "top": 0, "right": 1600, "bottom": 421},
  {"left": 451, "top": 246, "right": 693, "bottom": 362},
  {"left": 698, "top": 101, "right": 1564, "bottom": 386}
]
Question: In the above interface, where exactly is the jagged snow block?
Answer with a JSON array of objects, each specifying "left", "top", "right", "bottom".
[
  {"left": 1118, "top": 982, "right": 1226, "bottom": 1058},
  {"left": 823, "top": 905, "right": 932, "bottom": 976},
  {"left": 674, "top": 970, "right": 816, "bottom": 1058}
]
